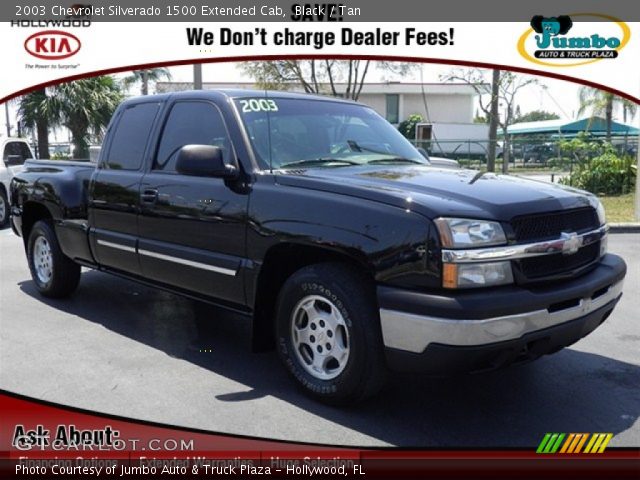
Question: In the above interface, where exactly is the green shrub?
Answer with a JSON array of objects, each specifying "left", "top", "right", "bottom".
[
  {"left": 50, "top": 151, "right": 71, "bottom": 160},
  {"left": 559, "top": 152, "right": 636, "bottom": 195},
  {"left": 398, "top": 114, "right": 423, "bottom": 140}
]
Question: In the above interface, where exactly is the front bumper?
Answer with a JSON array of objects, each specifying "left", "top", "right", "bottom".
[{"left": 378, "top": 253, "right": 626, "bottom": 373}]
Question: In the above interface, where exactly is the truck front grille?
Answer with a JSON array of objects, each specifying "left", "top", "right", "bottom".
[
  {"left": 517, "top": 240, "right": 600, "bottom": 281},
  {"left": 509, "top": 207, "right": 601, "bottom": 282},
  {"left": 511, "top": 208, "right": 599, "bottom": 242}
]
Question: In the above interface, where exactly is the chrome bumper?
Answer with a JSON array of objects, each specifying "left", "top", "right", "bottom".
[{"left": 380, "top": 280, "right": 623, "bottom": 353}]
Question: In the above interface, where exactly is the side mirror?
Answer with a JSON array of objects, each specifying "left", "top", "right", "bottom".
[
  {"left": 416, "top": 147, "right": 430, "bottom": 160},
  {"left": 5, "top": 155, "right": 23, "bottom": 166},
  {"left": 175, "top": 145, "right": 237, "bottom": 178}
]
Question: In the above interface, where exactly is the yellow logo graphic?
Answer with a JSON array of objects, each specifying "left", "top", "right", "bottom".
[{"left": 518, "top": 13, "right": 630, "bottom": 68}]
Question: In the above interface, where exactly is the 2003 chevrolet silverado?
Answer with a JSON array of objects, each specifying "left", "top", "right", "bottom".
[{"left": 10, "top": 90, "right": 626, "bottom": 404}]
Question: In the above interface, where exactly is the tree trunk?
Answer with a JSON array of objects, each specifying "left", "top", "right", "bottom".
[
  {"left": 70, "top": 126, "right": 89, "bottom": 158},
  {"left": 502, "top": 134, "right": 510, "bottom": 174},
  {"left": 36, "top": 119, "right": 50, "bottom": 159},
  {"left": 310, "top": 61, "right": 319, "bottom": 93},
  {"left": 354, "top": 61, "right": 370, "bottom": 101},
  {"left": 605, "top": 96, "right": 613, "bottom": 142},
  {"left": 635, "top": 128, "right": 640, "bottom": 220},
  {"left": 325, "top": 61, "right": 337, "bottom": 96},
  {"left": 345, "top": 61, "right": 353, "bottom": 99},
  {"left": 487, "top": 69, "right": 500, "bottom": 172},
  {"left": 4, "top": 102, "right": 11, "bottom": 137},
  {"left": 142, "top": 70, "right": 149, "bottom": 95}
]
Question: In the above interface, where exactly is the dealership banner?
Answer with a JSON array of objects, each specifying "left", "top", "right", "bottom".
[
  {"left": 0, "top": 1, "right": 638, "bottom": 102},
  {"left": 1, "top": 391, "right": 638, "bottom": 478},
  {"left": 1, "top": 1, "right": 639, "bottom": 479}
]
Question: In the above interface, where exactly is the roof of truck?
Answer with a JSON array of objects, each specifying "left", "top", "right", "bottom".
[{"left": 123, "top": 89, "right": 362, "bottom": 106}]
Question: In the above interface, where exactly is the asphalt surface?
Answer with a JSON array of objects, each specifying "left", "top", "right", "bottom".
[{"left": 0, "top": 228, "right": 638, "bottom": 448}]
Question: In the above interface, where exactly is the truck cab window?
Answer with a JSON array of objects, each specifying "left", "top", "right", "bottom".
[
  {"left": 104, "top": 102, "right": 160, "bottom": 170},
  {"left": 154, "top": 102, "right": 232, "bottom": 173}
]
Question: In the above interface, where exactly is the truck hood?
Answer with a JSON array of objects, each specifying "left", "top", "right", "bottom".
[{"left": 276, "top": 166, "right": 596, "bottom": 221}]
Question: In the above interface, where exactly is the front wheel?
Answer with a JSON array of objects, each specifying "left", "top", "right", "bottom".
[
  {"left": 275, "top": 263, "right": 387, "bottom": 405},
  {"left": 27, "top": 220, "right": 81, "bottom": 298}
]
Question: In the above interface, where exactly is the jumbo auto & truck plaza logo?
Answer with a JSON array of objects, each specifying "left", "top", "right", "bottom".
[{"left": 518, "top": 14, "right": 630, "bottom": 67}]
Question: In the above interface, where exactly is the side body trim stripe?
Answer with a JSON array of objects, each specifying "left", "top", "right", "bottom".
[{"left": 96, "top": 239, "right": 237, "bottom": 276}]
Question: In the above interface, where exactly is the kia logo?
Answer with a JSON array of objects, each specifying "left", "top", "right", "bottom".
[{"left": 24, "top": 30, "right": 81, "bottom": 60}]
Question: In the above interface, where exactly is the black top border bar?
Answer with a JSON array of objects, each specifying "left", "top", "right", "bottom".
[{"left": 4, "top": 0, "right": 640, "bottom": 22}]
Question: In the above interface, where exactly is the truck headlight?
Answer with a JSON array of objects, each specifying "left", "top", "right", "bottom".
[
  {"left": 588, "top": 195, "right": 606, "bottom": 226},
  {"left": 443, "top": 261, "right": 513, "bottom": 289},
  {"left": 434, "top": 218, "right": 507, "bottom": 248},
  {"left": 600, "top": 235, "right": 608, "bottom": 257},
  {"left": 596, "top": 200, "right": 606, "bottom": 226},
  {"left": 436, "top": 217, "right": 512, "bottom": 289}
]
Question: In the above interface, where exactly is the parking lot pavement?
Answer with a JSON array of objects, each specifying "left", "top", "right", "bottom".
[{"left": 0, "top": 227, "right": 638, "bottom": 448}]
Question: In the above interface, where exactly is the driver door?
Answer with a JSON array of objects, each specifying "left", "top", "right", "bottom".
[{"left": 138, "top": 100, "right": 249, "bottom": 306}]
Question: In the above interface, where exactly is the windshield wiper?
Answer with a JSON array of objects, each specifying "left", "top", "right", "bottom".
[
  {"left": 346, "top": 139, "right": 390, "bottom": 155},
  {"left": 366, "top": 157, "right": 425, "bottom": 165},
  {"left": 279, "top": 158, "right": 361, "bottom": 169},
  {"left": 345, "top": 140, "right": 425, "bottom": 165}
]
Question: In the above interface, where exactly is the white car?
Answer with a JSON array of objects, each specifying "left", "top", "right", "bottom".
[
  {"left": 416, "top": 147, "right": 460, "bottom": 169},
  {"left": 428, "top": 156, "right": 461, "bottom": 169},
  {"left": 1, "top": 138, "right": 35, "bottom": 228}
]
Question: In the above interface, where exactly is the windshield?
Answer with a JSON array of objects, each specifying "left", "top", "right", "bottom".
[{"left": 234, "top": 97, "right": 427, "bottom": 170}]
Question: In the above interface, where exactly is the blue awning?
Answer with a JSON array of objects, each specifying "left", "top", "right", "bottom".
[{"left": 504, "top": 117, "right": 639, "bottom": 136}]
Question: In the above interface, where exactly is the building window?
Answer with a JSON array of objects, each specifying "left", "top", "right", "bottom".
[{"left": 385, "top": 94, "right": 399, "bottom": 124}]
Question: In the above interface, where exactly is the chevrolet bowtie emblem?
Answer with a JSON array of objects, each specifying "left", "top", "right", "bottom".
[{"left": 561, "top": 232, "right": 582, "bottom": 255}]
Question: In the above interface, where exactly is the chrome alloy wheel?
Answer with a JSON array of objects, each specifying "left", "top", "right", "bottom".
[
  {"left": 33, "top": 235, "right": 53, "bottom": 284},
  {"left": 290, "top": 295, "right": 350, "bottom": 380}
]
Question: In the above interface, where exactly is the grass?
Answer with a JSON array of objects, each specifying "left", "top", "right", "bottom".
[{"left": 600, "top": 193, "right": 637, "bottom": 223}]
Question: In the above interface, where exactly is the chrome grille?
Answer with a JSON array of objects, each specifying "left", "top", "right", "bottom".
[
  {"left": 518, "top": 241, "right": 600, "bottom": 279},
  {"left": 511, "top": 208, "right": 599, "bottom": 242},
  {"left": 510, "top": 208, "right": 601, "bottom": 282}
]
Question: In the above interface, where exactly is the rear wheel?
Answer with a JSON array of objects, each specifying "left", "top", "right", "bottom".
[
  {"left": 276, "top": 263, "right": 387, "bottom": 405},
  {"left": 27, "top": 220, "right": 81, "bottom": 298},
  {"left": 0, "top": 189, "right": 8, "bottom": 228}
]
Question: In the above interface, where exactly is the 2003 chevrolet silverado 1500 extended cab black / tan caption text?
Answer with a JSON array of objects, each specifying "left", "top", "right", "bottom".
[{"left": 10, "top": 90, "right": 627, "bottom": 405}]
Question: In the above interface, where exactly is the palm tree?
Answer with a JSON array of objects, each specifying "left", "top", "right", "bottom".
[
  {"left": 578, "top": 87, "right": 638, "bottom": 142},
  {"left": 50, "top": 76, "right": 123, "bottom": 157},
  {"left": 621, "top": 98, "right": 638, "bottom": 124},
  {"left": 17, "top": 89, "right": 58, "bottom": 159},
  {"left": 122, "top": 68, "right": 172, "bottom": 95}
]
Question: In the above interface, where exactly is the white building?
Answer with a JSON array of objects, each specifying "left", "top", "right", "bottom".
[{"left": 155, "top": 81, "right": 479, "bottom": 125}]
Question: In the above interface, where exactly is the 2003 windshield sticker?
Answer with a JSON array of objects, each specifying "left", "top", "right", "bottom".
[{"left": 239, "top": 99, "right": 279, "bottom": 113}]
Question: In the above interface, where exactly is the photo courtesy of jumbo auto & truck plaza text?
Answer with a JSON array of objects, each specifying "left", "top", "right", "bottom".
[{"left": 0, "top": 1, "right": 638, "bottom": 479}]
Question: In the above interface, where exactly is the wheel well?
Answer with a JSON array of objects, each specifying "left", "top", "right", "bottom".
[
  {"left": 251, "top": 243, "right": 373, "bottom": 352},
  {"left": 21, "top": 202, "right": 53, "bottom": 247}
]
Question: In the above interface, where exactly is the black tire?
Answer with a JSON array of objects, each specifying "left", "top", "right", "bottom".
[
  {"left": 275, "top": 262, "right": 387, "bottom": 405},
  {"left": 0, "top": 189, "right": 8, "bottom": 229},
  {"left": 27, "top": 220, "right": 81, "bottom": 298}
]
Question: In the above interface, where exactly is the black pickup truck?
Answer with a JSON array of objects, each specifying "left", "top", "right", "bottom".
[{"left": 10, "top": 90, "right": 626, "bottom": 404}]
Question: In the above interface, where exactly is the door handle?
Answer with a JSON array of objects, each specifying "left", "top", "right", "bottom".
[{"left": 141, "top": 189, "right": 158, "bottom": 203}]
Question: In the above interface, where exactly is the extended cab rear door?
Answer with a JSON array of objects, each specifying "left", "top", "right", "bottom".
[
  {"left": 89, "top": 100, "right": 162, "bottom": 275},
  {"left": 137, "top": 99, "right": 249, "bottom": 306}
]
